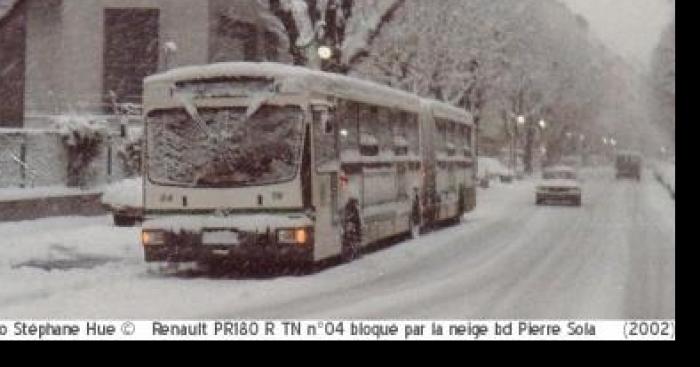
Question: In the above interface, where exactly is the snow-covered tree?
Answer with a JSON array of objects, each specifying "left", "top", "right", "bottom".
[
  {"left": 651, "top": 16, "right": 675, "bottom": 140},
  {"left": 224, "top": 0, "right": 405, "bottom": 71},
  {"left": 355, "top": 0, "right": 611, "bottom": 169}
]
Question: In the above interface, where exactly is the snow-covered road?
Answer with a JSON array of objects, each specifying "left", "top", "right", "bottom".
[{"left": 0, "top": 167, "right": 674, "bottom": 319}]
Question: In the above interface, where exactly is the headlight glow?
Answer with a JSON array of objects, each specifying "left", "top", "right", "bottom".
[
  {"left": 277, "top": 228, "right": 308, "bottom": 245},
  {"left": 142, "top": 230, "right": 166, "bottom": 246}
]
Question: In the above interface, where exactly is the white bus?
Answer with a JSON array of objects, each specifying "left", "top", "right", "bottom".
[{"left": 140, "top": 62, "right": 476, "bottom": 267}]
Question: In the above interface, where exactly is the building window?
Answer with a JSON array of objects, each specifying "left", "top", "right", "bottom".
[
  {"left": 103, "top": 8, "right": 160, "bottom": 111},
  {"left": 212, "top": 16, "right": 258, "bottom": 62}
]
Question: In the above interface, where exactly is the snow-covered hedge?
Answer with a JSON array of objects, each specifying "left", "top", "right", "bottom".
[
  {"left": 53, "top": 115, "right": 108, "bottom": 147},
  {"left": 52, "top": 115, "right": 109, "bottom": 188}
]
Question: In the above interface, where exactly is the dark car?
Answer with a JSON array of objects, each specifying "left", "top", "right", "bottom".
[
  {"left": 101, "top": 177, "right": 144, "bottom": 226},
  {"left": 615, "top": 151, "right": 641, "bottom": 180}
]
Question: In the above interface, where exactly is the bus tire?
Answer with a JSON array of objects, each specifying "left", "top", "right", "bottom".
[
  {"left": 113, "top": 214, "right": 136, "bottom": 227},
  {"left": 341, "top": 220, "right": 361, "bottom": 262},
  {"left": 341, "top": 200, "right": 362, "bottom": 263}
]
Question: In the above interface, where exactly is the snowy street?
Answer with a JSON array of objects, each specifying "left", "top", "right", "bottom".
[{"left": 0, "top": 166, "right": 674, "bottom": 319}]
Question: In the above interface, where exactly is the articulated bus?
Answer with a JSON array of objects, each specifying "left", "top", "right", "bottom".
[{"left": 141, "top": 62, "right": 476, "bottom": 267}]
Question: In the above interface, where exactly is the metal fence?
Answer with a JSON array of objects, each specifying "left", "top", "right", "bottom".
[{"left": 0, "top": 128, "right": 134, "bottom": 190}]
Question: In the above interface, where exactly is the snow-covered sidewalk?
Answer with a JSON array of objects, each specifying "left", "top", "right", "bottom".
[{"left": 0, "top": 186, "right": 102, "bottom": 202}]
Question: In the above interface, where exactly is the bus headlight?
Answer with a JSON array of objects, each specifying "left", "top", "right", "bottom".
[
  {"left": 277, "top": 228, "right": 308, "bottom": 245},
  {"left": 142, "top": 230, "right": 166, "bottom": 246}
]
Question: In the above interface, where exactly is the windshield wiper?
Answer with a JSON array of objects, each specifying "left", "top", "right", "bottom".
[{"left": 173, "top": 90, "right": 215, "bottom": 139}]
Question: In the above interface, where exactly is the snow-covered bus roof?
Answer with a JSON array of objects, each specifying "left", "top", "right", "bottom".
[{"left": 145, "top": 62, "right": 473, "bottom": 126}]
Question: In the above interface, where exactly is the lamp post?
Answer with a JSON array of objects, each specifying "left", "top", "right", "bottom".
[
  {"left": 579, "top": 134, "right": 586, "bottom": 162},
  {"left": 535, "top": 119, "right": 546, "bottom": 171},
  {"left": 163, "top": 41, "right": 178, "bottom": 71}
]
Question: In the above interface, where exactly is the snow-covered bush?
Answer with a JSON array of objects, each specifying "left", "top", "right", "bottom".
[{"left": 53, "top": 115, "right": 109, "bottom": 188}]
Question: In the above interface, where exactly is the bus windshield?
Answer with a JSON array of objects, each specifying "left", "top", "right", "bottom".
[
  {"left": 543, "top": 170, "right": 577, "bottom": 180},
  {"left": 147, "top": 105, "right": 303, "bottom": 188}
]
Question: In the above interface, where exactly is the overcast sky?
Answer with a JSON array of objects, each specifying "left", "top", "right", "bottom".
[{"left": 561, "top": 0, "right": 674, "bottom": 70}]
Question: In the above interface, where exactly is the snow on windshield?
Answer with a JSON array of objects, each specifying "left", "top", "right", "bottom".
[{"left": 146, "top": 106, "right": 303, "bottom": 187}]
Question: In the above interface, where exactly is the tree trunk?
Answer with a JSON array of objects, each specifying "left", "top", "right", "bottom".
[{"left": 524, "top": 122, "right": 535, "bottom": 174}]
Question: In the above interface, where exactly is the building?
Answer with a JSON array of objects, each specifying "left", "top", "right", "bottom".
[{"left": 0, "top": 0, "right": 291, "bottom": 129}]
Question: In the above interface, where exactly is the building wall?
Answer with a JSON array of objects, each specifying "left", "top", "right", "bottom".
[
  {"left": 0, "top": 0, "right": 26, "bottom": 127},
  {"left": 24, "top": 0, "right": 61, "bottom": 121},
  {"left": 22, "top": 0, "right": 292, "bottom": 130},
  {"left": 24, "top": 0, "right": 211, "bottom": 127}
]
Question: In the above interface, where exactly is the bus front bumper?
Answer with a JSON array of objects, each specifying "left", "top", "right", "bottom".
[{"left": 142, "top": 230, "right": 314, "bottom": 264}]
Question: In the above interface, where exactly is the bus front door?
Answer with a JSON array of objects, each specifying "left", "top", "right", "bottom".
[{"left": 312, "top": 105, "right": 343, "bottom": 260}]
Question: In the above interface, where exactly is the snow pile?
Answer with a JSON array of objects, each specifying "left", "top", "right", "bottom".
[
  {"left": 101, "top": 177, "right": 143, "bottom": 209},
  {"left": 0, "top": 186, "right": 99, "bottom": 202},
  {"left": 0, "top": 216, "right": 141, "bottom": 269}
]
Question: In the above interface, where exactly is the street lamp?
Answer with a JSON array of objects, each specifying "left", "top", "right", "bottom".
[
  {"left": 517, "top": 115, "right": 526, "bottom": 126},
  {"left": 539, "top": 119, "right": 547, "bottom": 129},
  {"left": 318, "top": 45, "right": 333, "bottom": 61}
]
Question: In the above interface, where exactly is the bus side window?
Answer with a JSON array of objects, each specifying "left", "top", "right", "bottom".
[
  {"left": 339, "top": 101, "right": 359, "bottom": 152},
  {"left": 407, "top": 112, "right": 419, "bottom": 156},
  {"left": 359, "top": 104, "right": 379, "bottom": 157}
]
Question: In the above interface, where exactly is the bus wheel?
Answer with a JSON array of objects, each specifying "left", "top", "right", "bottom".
[
  {"left": 341, "top": 219, "right": 361, "bottom": 263},
  {"left": 113, "top": 214, "right": 136, "bottom": 227}
]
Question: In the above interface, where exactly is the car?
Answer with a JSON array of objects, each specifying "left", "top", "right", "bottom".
[
  {"left": 101, "top": 177, "right": 143, "bottom": 226},
  {"left": 536, "top": 165, "right": 582, "bottom": 206},
  {"left": 615, "top": 151, "right": 642, "bottom": 180}
]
